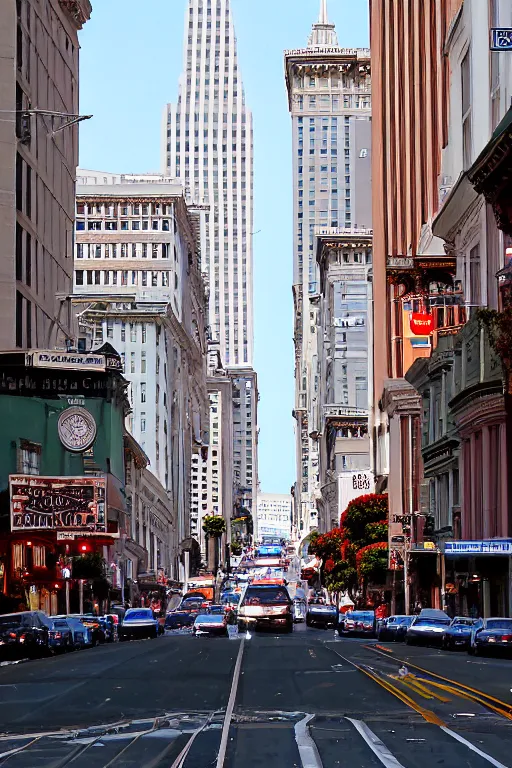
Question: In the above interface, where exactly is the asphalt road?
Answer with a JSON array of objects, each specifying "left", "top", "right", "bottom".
[{"left": 1, "top": 627, "right": 512, "bottom": 766}]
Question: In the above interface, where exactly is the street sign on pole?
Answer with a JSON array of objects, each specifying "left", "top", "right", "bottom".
[{"left": 490, "top": 28, "right": 512, "bottom": 51}]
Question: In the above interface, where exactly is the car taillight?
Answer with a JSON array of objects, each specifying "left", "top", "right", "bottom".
[
  {"left": 52, "top": 632, "right": 62, "bottom": 639},
  {"left": 501, "top": 634, "right": 512, "bottom": 641},
  {"left": 9, "top": 632, "right": 16, "bottom": 639},
  {"left": 112, "top": 616, "right": 119, "bottom": 624},
  {"left": 363, "top": 623, "right": 372, "bottom": 629}
]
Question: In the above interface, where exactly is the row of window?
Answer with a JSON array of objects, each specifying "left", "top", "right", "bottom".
[
  {"left": 76, "top": 243, "right": 174, "bottom": 260},
  {"left": 75, "top": 269, "right": 177, "bottom": 289},
  {"left": 77, "top": 203, "right": 174, "bottom": 217},
  {"left": 294, "top": 95, "right": 370, "bottom": 111},
  {"left": 77, "top": 219, "right": 174, "bottom": 232}
]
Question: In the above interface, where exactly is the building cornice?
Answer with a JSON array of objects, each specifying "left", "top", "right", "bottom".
[{"left": 58, "top": 0, "right": 92, "bottom": 30}]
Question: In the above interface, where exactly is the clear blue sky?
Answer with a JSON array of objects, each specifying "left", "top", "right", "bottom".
[{"left": 78, "top": 0, "right": 369, "bottom": 495}]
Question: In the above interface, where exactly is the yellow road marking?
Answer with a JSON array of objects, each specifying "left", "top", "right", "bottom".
[
  {"left": 415, "top": 677, "right": 512, "bottom": 721},
  {"left": 406, "top": 675, "right": 451, "bottom": 703},
  {"left": 388, "top": 674, "right": 435, "bottom": 700},
  {"left": 359, "top": 667, "right": 446, "bottom": 726},
  {"left": 365, "top": 645, "right": 512, "bottom": 718}
]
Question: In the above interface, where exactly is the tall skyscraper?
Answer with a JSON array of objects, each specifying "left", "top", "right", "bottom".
[
  {"left": 163, "top": 0, "right": 254, "bottom": 368},
  {"left": 164, "top": 0, "right": 258, "bottom": 534},
  {"left": 284, "top": 0, "right": 371, "bottom": 537}
]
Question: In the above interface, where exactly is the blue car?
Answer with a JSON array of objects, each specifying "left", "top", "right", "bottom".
[
  {"left": 469, "top": 617, "right": 512, "bottom": 656},
  {"left": 442, "top": 617, "right": 478, "bottom": 650}
]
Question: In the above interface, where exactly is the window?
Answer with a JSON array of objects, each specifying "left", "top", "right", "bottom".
[
  {"left": 142, "top": 244, "right": 148, "bottom": 258},
  {"left": 15, "top": 438, "right": 40, "bottom": 479},
  {"left": 469, "top": 244, "right": 481, "bottom": 308},
  {"left": 106, "top": 320, "right": 113, "bottom": 339},
  {"left": 152, "top": 244, "right": 159, "bottom": 259},
  {"left": 142, "top": 324, "right": 147, "bottom": 343},
  {"left": 152, "top": 271, "right": 158, "bottom": 286},
  {"left": 130, "top": 323, "right": 137, "bottom": 342},
  {"left": 142, "top": 270, "right": 148, "bottom": 286},
  {"left": 75, "top": 270, "right": 84, "bottom": 285},
  {"left": 121, "top": 270, "right": 128, "bottom": 285},
  {"left": 461, "top": 49, "right": 472, "bottom": 170},
  {"left": 141, "top": 351, "right": 147, "bottom": 373},
  {"left": 140, "top": 413, "right": 146, "bottom": 432},
  {"left": 141, "top": 383, "right": 146, "bottom": 403},
  {"left": 130, "top": 352, "right": 135, "bottom": 373}
]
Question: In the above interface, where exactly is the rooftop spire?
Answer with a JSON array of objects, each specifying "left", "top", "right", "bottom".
[
  {"left": 319, "top": 0, "right": 328, "bottom": 24},
  {"left": 308, "top": 0, "right": 339, "bottom": 48}
]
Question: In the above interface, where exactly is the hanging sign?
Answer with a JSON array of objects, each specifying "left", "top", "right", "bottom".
[{"left": 410, "top": 312, "right": 434, "bottom": 335}]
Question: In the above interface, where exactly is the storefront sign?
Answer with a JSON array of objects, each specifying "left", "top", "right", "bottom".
[
  {"left": 444, "top": 539, "right": 512, "bottom": 555},
  {"left": 10, "top": 475, "right": 106, "bottom": 534},
  {"left": 338, "top": 471, "right": 374, "bottom": 516},
  {"left": 410, "top": 313, "right": 434, "bottom": 335},
  {"left": 491, "top": 28, "right": 512, "bottom": 50},
  {"left": 26, "top": 351, "right": 107, "bottom": 372}
]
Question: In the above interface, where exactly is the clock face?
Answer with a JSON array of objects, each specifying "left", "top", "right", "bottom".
[{"left": 58, "top": 407, "right": 97, "bottom": 452}]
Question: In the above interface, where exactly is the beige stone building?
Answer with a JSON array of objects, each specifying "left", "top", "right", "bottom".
[{"left": 0, "top": 0, "right": 91, "bottom": 350}]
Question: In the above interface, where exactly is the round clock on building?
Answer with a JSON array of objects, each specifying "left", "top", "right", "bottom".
[{"left": 57, "top": 407, "right": 97, "bottom": 452}]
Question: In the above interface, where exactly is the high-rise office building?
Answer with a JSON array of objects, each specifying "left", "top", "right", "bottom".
[
  {"left": 164, "top": 0, "right": 258, "bottom": 534},
  {"left": 284, "top": 0, "right": 371, "bottom": 537},
  {"left": 163, "top": 0, "right": 254, "bottom": 368}
]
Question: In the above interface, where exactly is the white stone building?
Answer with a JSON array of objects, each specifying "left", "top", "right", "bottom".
[
  {"left": 284, "top": 0, "right": 372, "bottom": 539},
  {"left": 72, "top": 172, "right": 209, "bottom": 572},
  {"left": 256, "top": 493, "right": 292, "bottom": 541}
]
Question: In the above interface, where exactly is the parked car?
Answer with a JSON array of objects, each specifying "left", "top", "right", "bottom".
[
  {"left": 98, "top": 615, "right": 117, "bottom": 643},
  {"left": 51, "top": 616, "right": 91, "bottom": 649},
  {"left": 338, "top": 610, "right": 376, "bottom": 637},
  {"left": 0, "top": 611, "right": 51, "bottom": 660},
  {"left": 469, "top": 617, "right": 512, "bottom": 656},
  {"left": 70, "top": 615, "right": 106, "bottom": 646},
  {"left": 406, "top": 609, "right": 451, "bottom": 646},
  {"left": 443, "top": 617, "right": 478, "bottom": 650},
  {"left": 193, "top": 613, "right": 228, "bottom": 637},
  {"left": 238, "top": 584, "right": 293, "bottom": 633},
  {"left": 165, "top": 609, "right": 197, "bottom": 630},
  {"left": 119, "top": 608, "right": 159, "bottom": 641},
  {"left": 306, "top": 601, "right": 338, "bottom": 629},
  {"left": 47, "top": 618, "right": 74, "bottom": 653},
  {"left": 377, "top": 615, "right": 413, "bottom": 642}
]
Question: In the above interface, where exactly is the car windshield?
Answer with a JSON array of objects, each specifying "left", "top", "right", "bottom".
[
  {"left": 243, "top": 588, "right": 289, "bottom": 605},
  {"left": 486, "top": 620, "right": 512, "bottom": 630},
  {"left": 125, "top": 610, "right": 153, "bottom": 621},
  {"left": 221, "top": 594, "right": 240, "bottom": 604},
  {"left": 414, "top": 618, "right": 451, "bottom": 626},
  {"left": 347, "top": 612, "right": 374, "bottom": 621},
  {"left": 451, "top": 618, "right": 474, "bottom": 626},
  {"left": 196, "top": 615, "right": 223, "bottom": 624}
]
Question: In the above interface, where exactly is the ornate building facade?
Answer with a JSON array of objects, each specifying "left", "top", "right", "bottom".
[{"left": 285, "top": 0, "right": 371, "bottom": 540}]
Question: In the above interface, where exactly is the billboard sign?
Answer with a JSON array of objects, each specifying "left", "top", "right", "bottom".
[
  {"left": 338, "top": 471, "right": 374, "bottom": 517},
  {"left": 490, "top": 28, "right": 512, "bottom": 51},
  {"left": 10, "top": 475, "right": 106, "bottom": 534}
]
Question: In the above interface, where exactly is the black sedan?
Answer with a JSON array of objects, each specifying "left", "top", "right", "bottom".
[
  {"left": 377, "top": 615, "right": 413, "bottom": 642},
  {"left": 442, "top": 617, "right": 478, "bottom": 650},
  {"left": 306, "top": 602, "right": 338, "bottom": 629},
  {"left": 119, "top": 609, "right": 159, "bottom": 641},
  {"left": 0, "top": 611, "right": 51, "bottom": 660},
  {"left": 469, "top": 617, "right": 512, "bottom": 656}
]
